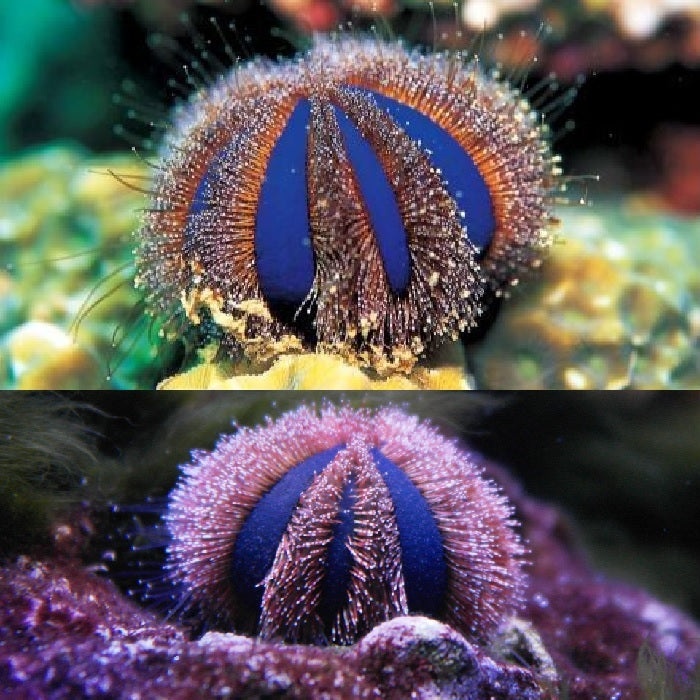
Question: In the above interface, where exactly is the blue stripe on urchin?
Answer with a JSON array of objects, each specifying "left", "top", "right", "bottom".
[
  {"left": 231, "top": 443, "right": 344, "bottom": 612},
  {"left": 370, "top": 447, "right": 447, "bottom": 619},
  {"left": 317, "top": 479, "right": 357, "bottom": 628},
  {"left": 187, "top": 157, "right": 216, "bottom": 218},
  {"left": 255, "top": 98, "right": 315, "bottom": 307},
  {"left": 361, "top": 88, "right": 496, "bottom": 251},
  {"left": 257, "top": 94, "right": 415, "bottom": 301},
  {"left": 182, "top": 139, "right": 236, "bottom": 259},
  {"left": 332, "top": 104, "right": 412, "bottom": 295},
  {"left": 183, "top": 142, "right": 228, "bottom": 251}
]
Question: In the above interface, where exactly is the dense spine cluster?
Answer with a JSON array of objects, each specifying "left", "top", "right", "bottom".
[
  {"left": 165, "top": 405, "right": 526, "bottom": 645},
  {"left": 137, "top": 37, "right": 558, "bottom": 372}
]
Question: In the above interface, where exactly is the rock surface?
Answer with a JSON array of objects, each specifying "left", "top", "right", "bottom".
[{"left": 0, "top": 558, "right": 543, "bottom": 699}]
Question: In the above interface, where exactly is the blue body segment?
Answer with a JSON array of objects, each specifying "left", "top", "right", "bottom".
[
  {"left": 371, "top": 447, "right": 447, "bottom": 617},
  {"left": 255, "top": 98, "right": 315, "bottom": 307},
  {"left": 317, "top": 480, "right": 356, "bottom": 629},
  {"left": 333, "top": 104, "right": 412, "bottom": 295},
  {"left": 231, "top": 444, "right": 344, "bottom": 611},
  {"left": 189, "top": 160, "right": 217, "bottom": 216},
  {"left": 184, "top": 146, "right": 228, "bottom": 249},
  {"left": 360, "top": 88, "right": 496, "bottom": 251}
]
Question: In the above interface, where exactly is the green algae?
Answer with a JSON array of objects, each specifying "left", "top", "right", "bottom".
[
  {"left": 637, "top": 644, "right": 700, "bottom": 700},
  {"left": 0, "top": 394, "right": 99, "bottom": 556},
  {"left": 0, "top": 145, "right": 169, "bottom": 389}
]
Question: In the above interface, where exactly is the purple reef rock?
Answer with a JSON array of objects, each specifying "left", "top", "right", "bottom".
[
  {"left": 1, "top": 468, "right": 698, "bottom": 699},
  {"left": 491, "top": 459, "right": 700, "bottom": 699},
  {"left": 0, "top": 557, "right": 540, "bottom": 699},
  {"left": 353, "top": 616, "right": 545, "bottom": 699}
]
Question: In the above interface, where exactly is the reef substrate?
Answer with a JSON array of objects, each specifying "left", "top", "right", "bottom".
[{"left": 471, "top": 202, "right": 700, "bottom": 389}]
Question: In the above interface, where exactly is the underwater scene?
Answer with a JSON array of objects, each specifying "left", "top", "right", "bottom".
[
  {"left": 1, "top": 0, "right": 699, "bottom": 390},
  {"left": 0, "top": 391, "right": 699, "bottom": 698}
]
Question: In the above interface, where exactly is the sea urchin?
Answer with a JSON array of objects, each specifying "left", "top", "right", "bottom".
[
  {"left": 136, "top": 36, "right": 559, "bottom": 374},
  {"left": 165, "top": 404, "right": 526, "bottom": 645}
]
